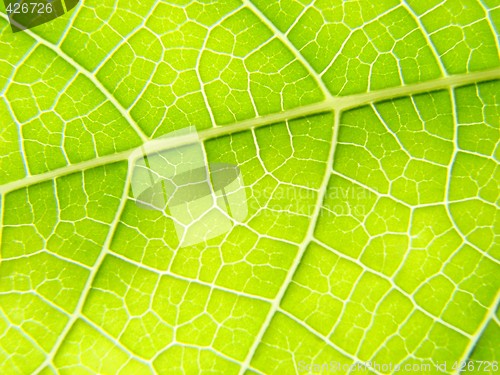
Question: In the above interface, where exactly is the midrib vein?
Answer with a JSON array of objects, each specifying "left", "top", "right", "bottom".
[{"left": 0, "top": 67, "right": 498, "bottom": 195}]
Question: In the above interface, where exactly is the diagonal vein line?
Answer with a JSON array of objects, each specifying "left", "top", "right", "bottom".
[
  {"left": 0, "top": 13, "right": 149, "bottom": 143},
  {"left": 0, "top": 67, "right": 498, "bottom": 196},
  {"left": 402, "top": 2, "right": 447, "bottom": 76},
  {"left": 278, "top": 308, "right": 385, "bottom": 375},
  {"left": 244, "top": 0, "right": 332, "bottom": 98},
  {"left": 0, "top": 4, "right": 498, "bottom": 374},
  {"left": 108, "top": 251, "right": 273, "bottom": 304},
  {"left": 31, "top": 162, "right": 139, "bottom": 372},
  {"left": 456, "top": 290, "right": 500, "bottom": 374},
  {"left": 478, "top": 0, "right": 500, "bottom": 59},
  {"left": 238, "top": 111, "right": 342, "bottom": 374}
]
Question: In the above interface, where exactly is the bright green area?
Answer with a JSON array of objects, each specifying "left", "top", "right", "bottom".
[{"left": 0, "top": 0, "right": 499, "bottom": 374}]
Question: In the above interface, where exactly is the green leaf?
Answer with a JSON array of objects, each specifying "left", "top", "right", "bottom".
[{"left": 0, "top": 0, "right": 499, "bottom": 374}]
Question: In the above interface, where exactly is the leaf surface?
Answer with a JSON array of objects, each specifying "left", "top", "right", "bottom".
[{"left": 0, "top": 0, "right": 499, "bottom": 374}]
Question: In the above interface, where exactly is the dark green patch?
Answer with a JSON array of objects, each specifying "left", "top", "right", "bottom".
[{"left": 4, "top": 0, "right": 79, "bottom": 32}]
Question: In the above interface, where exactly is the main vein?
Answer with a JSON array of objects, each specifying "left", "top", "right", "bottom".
[{"left": 1, "top": 67, "right": 498, "bottom": 195}]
